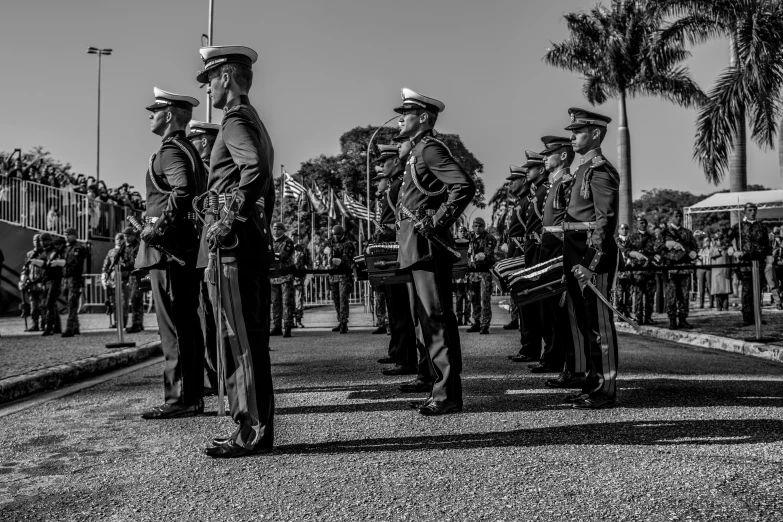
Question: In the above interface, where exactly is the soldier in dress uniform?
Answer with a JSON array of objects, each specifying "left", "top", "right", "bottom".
[
  {"left": 373, "top": 142, "right": 419, "bottom": 377},
  {"left": 270, "top": 222, "right": 295, "bottom": 338},
  {"left": 139, "top": 87, "right": 206, "bottom": 420},
  {"left": 370, "top": 177, "right": 390, "bottom": 335},
  {"left": 613, "top": 224, "right": 632, "bottom": 318},
  {"left": 122, "top": 227, "right": 145, "bottom": 333},
  {"left": 657, "top": 210, "right": 698, "bottom": 330},
  {"left": 292, "top": 232, "right": 311, "bottom": 328},
  {"left": 728, "top": 202, "right": 771, "bottom": 326},
  {"left": 561, "top": 108, "right": 620, "bottom": 410},
  {"left": 522, "top": 151, "right": 552, "bottom": 373},
  {"left": 327, "top": 225, "right": 356, "bottom": 333},
  {"left": 466, "top": 217, "right": 496, "bottom": 334},
  {"left": 537, "top": 136, "right": 585, "bottom": 389},
  {"left": 20, "top": 234, "right": 44, "bottom": 332},
  {"left": 198, "top": 45, "right": 275, "bottom": 458},
  {"left": 187, "top": 120, "right": 221, "bottom": 393},
  {"left": 36, "top": 233, "right": 65, "bottom": 336},
  {"left": 626, "top": 217, "right": 657, "bottom": 325},
  {"left": 61, "top": 227, "right": 88, "bottom": 337},
  {"left": 393, "top": 88, "right": 476, "bottom": 416}
]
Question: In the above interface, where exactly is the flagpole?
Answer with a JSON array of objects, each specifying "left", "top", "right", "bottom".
[
  {"left": 328, "top": 188, "right": 333, "bottom": 238},
  {"left": 310, "top": 196, "right": 315, "bottom": 264},
  {"left": 366, "top": 116, "right": 399, "bottom": 244},
  {"left": 297, "top": 194, "right": 301, "bottom": 236},
  {"left": 280, "top": 165, "right": 285, "bottom": 223}
]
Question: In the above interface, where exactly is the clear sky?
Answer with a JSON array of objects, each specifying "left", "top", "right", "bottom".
[{"left": 2, "top": 0, "right": 781, "bottom": 223}]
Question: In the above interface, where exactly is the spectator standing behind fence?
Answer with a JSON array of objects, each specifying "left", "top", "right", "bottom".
[
  {"left": 696, "top": 237, "right": 713, "bottom": 309},
  {"left": 710, "top": 236, "right": 732, "bottom": 311},
  {"left": 613, "top": 224, "right": 632, "bottom": 318},
  {"left": 61, "top": 227, "right": 88, "bottom": 338},
  {"left": 657, "top": 210, "right": 698, "bottom": 330},
  {"left": 728, "top": 202, "right": 771, "bottom": 326},
  {"left": 327, "top": 225, "right": 355, "bottom": 334}
]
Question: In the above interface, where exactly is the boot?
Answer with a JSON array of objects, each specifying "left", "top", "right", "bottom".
[
  {"left": 126, "top": 324, "right": 142, "bottom": 334},
  {"left": 42, "top": 330, "right": 53, "bottom": 336},
  {"left": 331, "top": 325, "right": 341, "bottom": 332},
  {"left": 668, "top": 317, "right": 678, "bottom": 330},
  {"left": 61, "top": 330, "right": 75, "bottom": 338},
  {"left": 339, "top": 323, "right": 348, "bottom": 334},
  {"left": 466, "top": 323, "right": 481, "bottom": 333},
  {"left": 502, "top": 318, "right": 519, "bottom": 330},
  {"left": 480, "top": 326, "right": 490, "bottom": 334},
  {"left": 270, "top": 326, "right": 283, "bottom": 336},
  {"left": 28, "top": 323, "right": 40, "bottom": 332},
  {"left": 678, "top": 318, "right": 693, "bottom": 329},
  {"left": 371, "top": 326, "right": 387, "bottom": 335},
  {"left": 457, "top": 317, "right": 463, "bottom": 326},
  {"left": 296, "top": 319, "right": 304, "bottom": 328},
  {"left": 283, "top": 326, "right": 292, "bottom": 338}
]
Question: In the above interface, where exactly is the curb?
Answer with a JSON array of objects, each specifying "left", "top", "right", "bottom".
[
  {"left": 616, "top": 323, "right": 783, "bottom": 363},
  {"left": 0, "top": 340, "right": 162, "bottom": 404}
]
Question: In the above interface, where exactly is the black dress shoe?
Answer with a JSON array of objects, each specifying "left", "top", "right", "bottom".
[
  {"left": 398, "top": 379, "right": 431, "bottom": 393},
  {"left": 377, "top": 356, "right": 395, "bottom": 364},
  {"left": 408, "top": 397, "right": 433, "bottom": 409},
  {"left": 203, "top": 387, "right": 218, "bottom": 397},
  {"left": 510, "top": 354, "right": 537, "bottom": 363},
  {"left": 270, "top": 326, "right": 282, "bottom": 336},
  {"left": 331, "top": 325, "right": 341, "bottom": 332},
  {"left": 382, "top": 365, "right": 417, "bottom": 376},
  {"left": 141, "top": 400, "right": 204, "bottom": 419},
  {"left": 502, "top": 319, "right": 519, "bottom": 330},
  {"left": 530, "top": 364, "right": 557, "bottom": 374},
  {"left": 562, "top": 392, "right": 589, "bottom": 404},
  {"left": 61, "top": 330, "right": 75, "bottom": 338},
  {"left": 42, "top": 330, "right": 53, "bottom": 336},
  {"left": 668, "top": 318, "right": 678, "bottom": 330},
  {"left": 205, "top": 440, "right": 272, "bottom": 458},
  {"left": 546, "top": 372, "right": 586, "bottom": 388},
  {"left": 371, "top": 326, "right": 387, "bottom": 335},
  {"left": 466, "top": 324, "right": 481, "bottom": 333},
  {"left": 572, "top": 396, "right": 616, "bottom": 410},
  {"left": 418, "top": 400, "right": 463, "bottom": 416}
]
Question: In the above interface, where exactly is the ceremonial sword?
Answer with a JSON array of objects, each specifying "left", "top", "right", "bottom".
[
  {"left": 399, "top": 206, "right": 461, "bottom": 260},
  {"left": 577, "top": 274, "right": 641, "bottom": 332}
]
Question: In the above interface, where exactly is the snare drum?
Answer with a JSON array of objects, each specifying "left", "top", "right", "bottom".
[
  {"left": 366, "top": 242, "right": 411, "bottom": 286},
  {"left": 508, "top": 256, "right": 566, "bottom": 307}
]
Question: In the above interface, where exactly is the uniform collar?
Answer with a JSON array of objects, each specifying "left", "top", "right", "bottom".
[
  {"left": 163, "top": 129, "right": 186, "bottom": 141},
  {"left": 224, "top": 95, "right": 250, "bottom": 112},
  {"left": 552, "top": 168, "right": 569, "bottom": 182},
  {"left": 273, "top": 234, "right": 287, "bottom": 242},
  {"left": 409, "top": 128, "right": 433, "bottom": 148},
  {"left": 669, "top": 223, "right": 681, "bottom": 231},
  {"left": 743, "top": 218, "right": 757, "bottom": 224},
  {"left": 579, "top": 148, "right": 602, "bottom": 165}
]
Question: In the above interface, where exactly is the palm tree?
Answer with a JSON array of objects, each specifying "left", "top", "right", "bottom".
[
  {"left": 663, "top": 0, "right": 783, "bottom": 201},
  {"left": 544, "top": 0, "right": 705, "bottom": 227}
]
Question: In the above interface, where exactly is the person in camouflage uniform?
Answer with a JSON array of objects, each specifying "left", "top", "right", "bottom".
[
  {"left": 61, "top": 227, "right": 89, "bottom": 337},
  {"left": 466, "top": 217, "right": 497, "bottom": 334},
  {"left": 626, "top": 217, "right": 657, "bottom": 325},
  {"left": 292, "top": 233, "right": 311, "bottom": 328},
  {"left": 453, "top": 225, "right": 471, "bottom": 325},
  {"left": 35, "top": 233, "right": 64, "bottom": 336},
  {"left": 656, "top": 210, "right": 698, "bottom": 330},
  {"left": 102, "top": 233, "right": 127, "bottom": 329},
  {"left": 728, "top": 203, "right": 771, "bottom": 326},
  {"left": 270, "top": 222, "right": 295, "bottom": 338},
  {"left": 19, "top": 234, "right": 44, "bottom": 332},
  {"left": 122, "top": 227, "right": 144, "bottom": 333},
  {"left": 613, "top": 224, "right": 632, "bottom": 318},
  {"left": 327, "top": 225, "right": 355, "bottom": 333}
]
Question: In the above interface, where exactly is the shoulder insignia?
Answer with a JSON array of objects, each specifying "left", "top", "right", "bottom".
[
  {"left": 591, "top": 155, "right": 607, "bottom": 168},
  {"left": 421, "top": 136, "right": 453, "bottom": 158}
]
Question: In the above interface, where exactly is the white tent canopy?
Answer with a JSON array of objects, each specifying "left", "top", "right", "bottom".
[{"left": 684, "top": 190, "right": 783, "bottom": 228}]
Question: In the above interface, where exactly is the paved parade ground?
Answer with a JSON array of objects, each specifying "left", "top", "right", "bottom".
[{"left": 0, "top": 304, "right": 782, "bottom": 521}]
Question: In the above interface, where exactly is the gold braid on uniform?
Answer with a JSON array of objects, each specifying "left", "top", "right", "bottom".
[
  {"left": 147, "top": 153, "right": 172, "bottom": 196},
  {"left": 410, "top": 135, "right": 452, "bottom": 197},
  {"left": 168, "top": 136, "right": 198, "bottom": 174},
  {"left": 580, "top": 156, "right": 606, "bottom": 200}
]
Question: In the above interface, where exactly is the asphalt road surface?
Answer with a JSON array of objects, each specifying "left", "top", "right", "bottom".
[{"left": 1, "top": 323, "right": 782, "bottom": 521}]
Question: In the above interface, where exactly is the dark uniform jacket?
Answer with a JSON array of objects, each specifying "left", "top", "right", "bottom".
[
  {"left": 41, "top": 246, "right": 64, "bottom": 283},
  {"left": 525, "top": 181, "right": 549, "bottom": 264},
  {"left": 144, "top": 130, "right": 206, "bottom": 258},
  {"left": 372, "top": 169, "right": 403, "bottom": 244},
  {"left": 540, "top": 169, "right": 572, "bottom": 261},
  {"left": 395, "top": 129, "right": 476, "bottom": 269},
  {"left": 469, "top": 231, "right": 497, "bottom": 271},
  {"left": 63, "top": 241, "right": 88, "bottom": 279},
  {"left": 197, "top": 95, "right": 275, "bottom": 267},
  {"left": 506, "top": 196, "right": 528, "bottom": 259},
  {"left": 565, "top": 148, "right": 620, "bottom": 273}
]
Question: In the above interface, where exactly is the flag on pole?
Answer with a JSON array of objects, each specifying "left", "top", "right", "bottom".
[
  {"left": 328, "top": 187, "right": 337, "bottom": 220},
  {"left": 344, "top": 193, "right": 374, "bottom": 221},
  {"left": 283, "top": 171, "right": 305, "bottom": 199},
  {"left": 307, "top": 183, "right": 328, "bottom": 214},
  {"left": 335, "top": 192, "right": 352, "bottom": 218}
]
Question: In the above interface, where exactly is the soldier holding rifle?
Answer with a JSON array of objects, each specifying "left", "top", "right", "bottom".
[
  {"left": 139, "top": 87, "right": 206, "bottom": 420},
  {"left": 562, "top": 108, "right": 620, "bottom": 410},
  {"left": 626, "top": 217, "right": 657, "bottom": 325},
  {"left": 657, "top": 210, "right": 698, "bottom": 330},
  {"left": 728, "top": 202, "right": 771, "bottom": 326},
  {"left": 19, "top": 234, "right": 44, "bottom": 332},
  {"left": 198, "top": 45, "right": 275, "bottom": 458},
  {"left": 393, "top": 88, "right": 476, "bottom": 416}
]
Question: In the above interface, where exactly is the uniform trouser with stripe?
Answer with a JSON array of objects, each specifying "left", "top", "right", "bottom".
[
  {"left": 520, "top": 240, "right": 543, "bottom": 358},
  {"left": 407, "top": 283, "right": 436, "bottom": 383},
  {"left": 199, "top": 279, "right": 219, "bottom": 391},
  {"left": 564, "top": 232, "right": 618, "bottom": 399},
  {"left": 536, "top": 237, "right": 568, "bottom": 369},
  {"left": 386, "top": 283, "right": 417, "bottom": 367},
  {"left": 150, "top": 263, "right": 205, "bottom": 406},
  {"left": 408, "top": 256, "right": 461, "bottom": 404},
  {"left": 208, "top": 254, "right": 274, "bottom": 450}
]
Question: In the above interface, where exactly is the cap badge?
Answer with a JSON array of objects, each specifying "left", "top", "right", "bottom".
[{"left": 570, "top": 112, "right": 576, "bottom": 123}]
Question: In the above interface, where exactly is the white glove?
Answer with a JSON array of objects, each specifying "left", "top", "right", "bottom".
[
  {"left": 688, "top": 251, "right": 697, "bottom": 260},
  {"left": 323, "top": 246, "right": 331, "bottom": 256},
  {"left": 51, "top": 259, "right": 66, "bottom": 267},
  {"left": 500, "top": 244, "right": 508, "bottom": 253},
  {"left": 475, "top": 253, "right": 486, "bottom": 261},
  {"left": 332, "top": 258, "right": 342, "bottom": 266},
  {"left": 30, "top": 259, "right": 44, "bottom": 267}
]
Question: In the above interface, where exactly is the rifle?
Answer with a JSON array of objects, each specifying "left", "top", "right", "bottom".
[{"left": 399, "top": 206, "right": 461, "bottom": 261}]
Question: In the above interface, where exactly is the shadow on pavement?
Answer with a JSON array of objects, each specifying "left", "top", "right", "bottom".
[{"left": 274, "top": 419, "right": 783, "bottom": 455}]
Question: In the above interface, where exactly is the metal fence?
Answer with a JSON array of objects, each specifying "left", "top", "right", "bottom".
[{"left": 0, "top": 177, "right": 140, "bottom": 240}]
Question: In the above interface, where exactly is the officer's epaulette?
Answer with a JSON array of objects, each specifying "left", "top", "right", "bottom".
[
  {"left": 591, "top": 155, "right": 607, "bottom": 169},
  {"left": 580, "top": 155, "right": 612, "bottom": 200},
  {"left": 421, "top": 135, "right": 453, "bottom": 158}
]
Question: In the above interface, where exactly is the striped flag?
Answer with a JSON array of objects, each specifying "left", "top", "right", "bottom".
[
  {"left": 283, "top": 171, "right": 305, "bottom": 199},
  {"left": 306, "top": 183, "right": 327, "bottom": 214},
  {"left": 334, "top": 193, "right": 352, "bottom": 218},
  {"left": 344, "top": 193, "right": 373, "bottom": 220},
  {"left": 328, "top": 187, "right": 337, "bottom": 220}
]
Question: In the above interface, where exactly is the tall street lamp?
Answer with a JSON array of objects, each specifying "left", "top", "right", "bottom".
[
  {"left": 87, "top": 47, "right": 112, "bottom": 183},
  {"left": 365, "top": 115, "right": 399, "bottom": 241}
]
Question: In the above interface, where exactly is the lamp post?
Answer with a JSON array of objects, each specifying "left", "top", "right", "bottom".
[
  {"left": 87, "top": 47, "right": 112, "bottom": 183},
  {"left": 205, "top": 0, "right": 215, "bottom": 122},
  {"left": 365, "top": 115, "right": 400, "bottom": 240}
]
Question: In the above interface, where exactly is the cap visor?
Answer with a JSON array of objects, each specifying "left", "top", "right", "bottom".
[
  {"left": 391, "top": 135, "right": 409, "bottom": 143},
  {"left": 196, "top": 70, "right": 209, "bottom": 84},
  {"left": 372, "top": 173, "right": 387, "bottom": 180},
  {"left": 146, "top": 102, "right": 167, "bottom": 112},
  {"left": 564, "top": 123, "right": 588, "bottom": 131}
]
